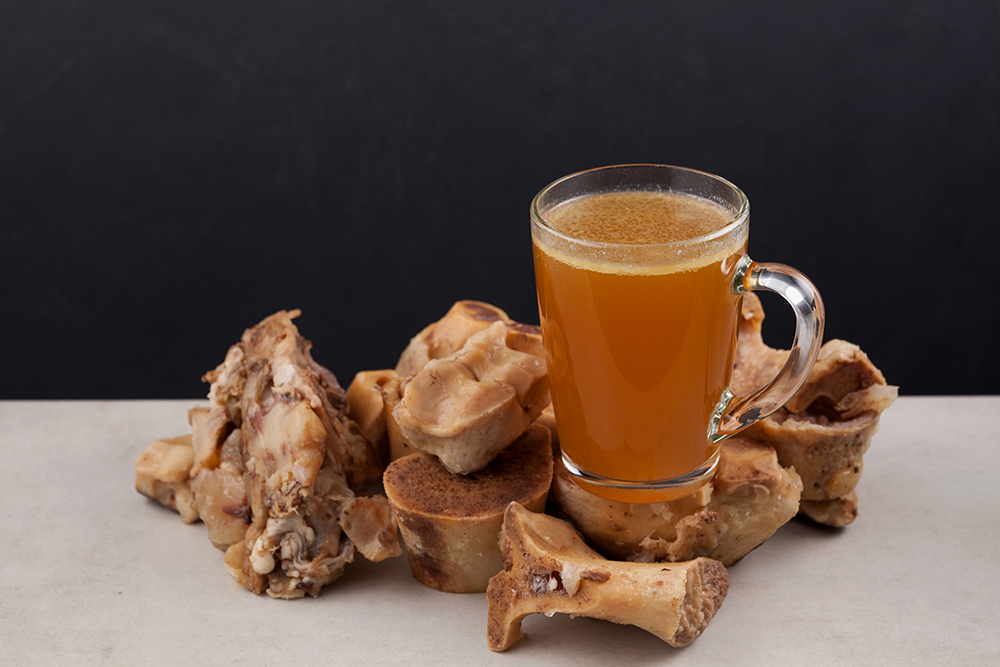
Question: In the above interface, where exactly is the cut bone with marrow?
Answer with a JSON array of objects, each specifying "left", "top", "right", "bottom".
[
  {"left": 384, "top": 424, "right": 554, "bottom": 593},
  {"left": 135, "top": 310, "right": 401, "bottom": 598}
]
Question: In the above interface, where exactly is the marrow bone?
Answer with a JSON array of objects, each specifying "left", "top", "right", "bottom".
[{"left": 486, "top": 503, "right": 729, "bottom": 652}]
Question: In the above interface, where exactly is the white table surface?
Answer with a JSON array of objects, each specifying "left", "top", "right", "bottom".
[{"left": 1, "top": 397, "right": 998, "bottom": 666}]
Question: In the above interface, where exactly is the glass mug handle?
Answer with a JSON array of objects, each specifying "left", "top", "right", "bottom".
[{"left": 709, "top": 256, "right": 826, "bottom": 442}]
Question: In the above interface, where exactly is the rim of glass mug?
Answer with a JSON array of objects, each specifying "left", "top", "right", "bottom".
[{"left": 530, "top": 164, "right": 750, "bottom": 270}]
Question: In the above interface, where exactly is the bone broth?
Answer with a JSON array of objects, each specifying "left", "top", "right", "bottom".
[{"left": 532, "top": 190, "right": 746, "bottom": 502}]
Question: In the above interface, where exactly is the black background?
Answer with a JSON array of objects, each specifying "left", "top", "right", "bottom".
[{"left": 2, "top": 1, "right": 997, "bottom": 399}]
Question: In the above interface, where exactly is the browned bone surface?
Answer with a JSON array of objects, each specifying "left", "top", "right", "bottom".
[
  {"left": 135, "top": 434, "right": 199, "bottom": 524},
  {"left": 486, "top": 503, "right": 728, "bottom": 652},
  {"left": 375, "top": 301, "right": 549, "bottom": 471},
  {"left": 345, "top": 369, "right": 399, "bottom": 466},
  {"left": 551, "top": 438, "right": 802, "bottom": 565},
  {"left": 395, "top": 300, "right": 544, "bottom": 377},
  {"left": 392, "top": 321, "right": 550, "bottom": 474},
  {"left": 380, "top": 374, "right": 419, "bottom": 462},
  {"left": 135, "top": 310, "right": 401, "bottom": 598},
  {"left": 384, "top": 424, "right": 554, "bottom": 593},
  {"left": 732, "top": 293, "right": 897, "bottom": 526}
]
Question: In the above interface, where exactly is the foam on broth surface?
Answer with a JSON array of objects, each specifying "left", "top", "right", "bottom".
[{"left": 538, "top": 191, "right": 744, "bottom": 276}]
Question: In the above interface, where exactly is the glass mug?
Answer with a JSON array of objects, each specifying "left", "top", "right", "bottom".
[{"left": 531, "top": 164, "right": 824, "bottom": 503}]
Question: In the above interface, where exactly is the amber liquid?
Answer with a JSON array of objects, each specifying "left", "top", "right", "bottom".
[{"left": 533, "top": 191, "right": 745, "bottom": 503}]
